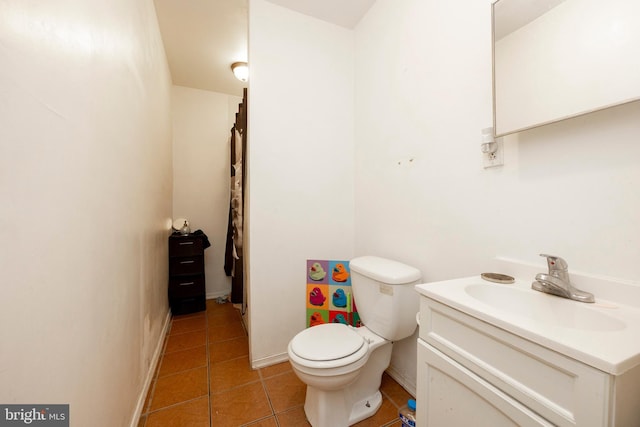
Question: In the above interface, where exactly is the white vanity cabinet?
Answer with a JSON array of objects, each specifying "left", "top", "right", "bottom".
[{"left": 416, "top": 296, "right": 640, "bottom": 427}]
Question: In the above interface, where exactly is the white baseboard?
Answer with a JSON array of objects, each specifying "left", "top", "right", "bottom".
[
  {"left": 129, "top": 308, "right": 172, "bottom": 427},
  {"left": 251, "top": 352, "right": 289, "bottom": 370},
  {"left": 385, "top": 366, "right": 416, "bottom": 398},
  {"left": 206, "top": 291, "right": 231, "bottom": 300}
]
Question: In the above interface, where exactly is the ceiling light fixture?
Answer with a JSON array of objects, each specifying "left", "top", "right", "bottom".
[{"left": 231, "top": 62, "right": 248, "bottom": 82}]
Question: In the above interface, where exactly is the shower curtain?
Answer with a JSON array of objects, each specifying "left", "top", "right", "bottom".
[{"left": 225, "top": 89, "right": 247, "bottom": 306}]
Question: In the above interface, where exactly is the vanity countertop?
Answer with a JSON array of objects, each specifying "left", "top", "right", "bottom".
[{"left": 416, "top": 276, "right": 640, "bottom": 375}]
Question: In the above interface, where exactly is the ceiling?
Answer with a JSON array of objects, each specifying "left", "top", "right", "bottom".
[
  {"left": 153, "top": 0, "right": 376, "bottom": 96},
  {"left": 265, "top": 0, "right": 376, "bottom": 29},
  {"left": 494, "top": 0, "right": 566, "bottom": 40}
]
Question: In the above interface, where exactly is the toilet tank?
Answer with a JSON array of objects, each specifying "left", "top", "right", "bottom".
[{"left": 349, "top": 256, "right": 421, "bottom": 341}]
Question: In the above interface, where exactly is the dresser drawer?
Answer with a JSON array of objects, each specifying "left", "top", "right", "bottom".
[
  {"left": 168, "top": 233, "right": 207, "bottom": 315},
  {"left": 169, "top": 275, "right": 205, "bottom": 298},
  {"left": 169, "top": 237, "right": 204, "bottom": 257},
  {"left": 169, "top": 256, "right": 204, "bottom": 276},
  {"left": 170, "top": 296, "right": 206, "bottom": 315}
]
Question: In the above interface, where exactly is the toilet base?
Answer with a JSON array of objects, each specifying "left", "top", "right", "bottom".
[
  {"left": 347, "top": 390, "right": 382, "bottom": 425},
  {"left": 302, "top": 338, "right": 392, "bottom": 426},
  {"left": 290, "top": 327, "right": 394, "bottom": 427},
  {"left": 304, "top": 388, "right": 382, "bottom": 427}
]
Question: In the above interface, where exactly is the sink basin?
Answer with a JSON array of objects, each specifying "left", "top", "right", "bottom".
[
  {"left": 415, "top": 274, "right": 640, "bottom": 374},
  {"left": 464, "top": 283, "right": 625, "bottom": 332}
]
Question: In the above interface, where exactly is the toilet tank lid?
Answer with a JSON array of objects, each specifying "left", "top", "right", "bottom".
[{"left": 350, "top": 256, "right": 421, "bottom": 285}]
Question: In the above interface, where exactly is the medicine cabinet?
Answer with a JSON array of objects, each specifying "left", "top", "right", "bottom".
[{"left": 492, "top": 0, "right": 640, "bottom": 136}]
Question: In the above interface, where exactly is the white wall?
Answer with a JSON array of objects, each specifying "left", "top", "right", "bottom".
[
  {"left": 171, "top": 85, "right": 242, "bottom": 299},
  {"left": 355, "top": 0, "right": 640, "bottom": 393},
  {"left": 0, "top": 1, "right": 173, "bottom": 425},
  {"left": 248, "top": 0, "right": 355, "bottom": 366}
]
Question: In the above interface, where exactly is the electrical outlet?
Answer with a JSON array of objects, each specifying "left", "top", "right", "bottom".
[{"left": 483, "top": 139, "right": 503, "bottom": 168}]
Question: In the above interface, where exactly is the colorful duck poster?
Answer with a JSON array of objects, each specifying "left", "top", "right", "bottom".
[
  {"left": 307, "top": 260, "right": 328, "bottom": 284},
  {"left": 306, "top": 259, "right": 358, "bottom": 328},
  {"left": 309, "top": 287, "right": 326, "bottom": 306},
  {"left": 308, "top": 262, "right": 327, "bottom": 282},
  {"left": 332, "top": 288, "right": 347, "bottom": 307},
  {"left": 331, "top": 262, "right": 350, "bottom": 283},
  {"left": 309, "top": 311, "right": 327, "bottom": 327}
]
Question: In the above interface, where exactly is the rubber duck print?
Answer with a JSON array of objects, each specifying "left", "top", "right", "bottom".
[
  {"left": 333, "top": 313, "right": 348, "bottom": 325},
  {"left": 332, "top": 288, "right": 347, "bottom": 307},
  {"left": 308, "top": 262, "right": 327, "bottom": 281},
  {"left": 332, "top": 263, "right": 350, "bottom": 282},
  {"left": 309, "top": 312, "right": 325, "bottom": 327},
  {"left": 309, "top": 287, "right": 326, "bottom": 306}
]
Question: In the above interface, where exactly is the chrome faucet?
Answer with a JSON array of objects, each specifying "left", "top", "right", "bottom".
[{"left": 531, "top": 254, "right": 595, "bottom": 303}]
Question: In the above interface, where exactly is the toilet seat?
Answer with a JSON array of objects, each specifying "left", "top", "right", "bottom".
[{"left": 289, "top": 324, "right": 368, "bottom": 369}]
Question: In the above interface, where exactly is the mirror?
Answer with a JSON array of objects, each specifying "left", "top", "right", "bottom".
[{"left": 492, "top": 0, "right": 640, "bottom": 137}]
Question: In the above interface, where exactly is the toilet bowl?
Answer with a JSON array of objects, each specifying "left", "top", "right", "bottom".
[
  {"left": 288, "top": 323, "right": 391, "bottom": 427},
  {"left": 288, "top": 256, "right": 421, "bottom": 427}
]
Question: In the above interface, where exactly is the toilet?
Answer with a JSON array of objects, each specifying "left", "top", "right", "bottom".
[{"left": 288, "top": 256, "right": 421, "bottom": 427}]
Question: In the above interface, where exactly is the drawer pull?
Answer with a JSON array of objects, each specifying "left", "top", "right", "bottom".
[
  {"left": 179, "top": 241, "right": 194, "bottom": 246},
  {"left": 179, "top": 282, "right": 195, "bottom": 286},
  {"left": 180, "top": 260, "right": 195, "bottom": 264}
]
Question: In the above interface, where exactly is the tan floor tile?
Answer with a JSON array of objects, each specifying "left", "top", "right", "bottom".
[
  {"left": 210, "top": 382, "right": 272, "bottom": 427},
  {"left": 275, "top": 406, "right": 311, "bottom": 427},
  {"left": 243, "top": 416, "right": 278, "bottom": 427},
  {"left": 150, "top": 367, "right": 208, "bottom": 411},
  {"left": 159, "top": 346, "right": 207, "bottom": 377},
  {"left": 352, "top": 396, "right": 398, "bottom": 427},
  {"left": 142, "top": 306, "right": 410, "bottom": 427},
  {"left": 145, "top": 397, "right": 209, "bottom": 427},
  {"left": 207, "top": 310, "right": 243, "bottom": 328},
  {"left": 170, "top": 314, "right": 206, "bottom": 335},
  {"left": 263, "top": 371, "right": 306, "bottom": 413},
  {"left": 173, "top": 310, "right": 206, "bottom": 320},
  {"left": 209, "top": 336, "right": 249, "bottom": 363},
  {"left": 206, "top": 299, "right": 236, "bottom": 312},
  {"left": 208, "top": 321, "right": 246, "bottom": 342},
  {"left": 259, "top": 361, "right": 292, "bottom": 379},
  {"left": 380, "top": 372, "right": 413, "bottom": 408},
  {"left": 165, "top": 329, "right": 207, "bottom": 353},
  {"left": 210, "top": 356, "right": 260, "bottom": 393}
]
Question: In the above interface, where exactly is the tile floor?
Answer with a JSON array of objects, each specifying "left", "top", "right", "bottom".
[{"left": 138, "top": 299, "right": 413, "bottom": 427}]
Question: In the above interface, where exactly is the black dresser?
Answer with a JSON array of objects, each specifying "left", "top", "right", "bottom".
[{"left": 168, "top": 234, "right": 206, "bottom": 314}]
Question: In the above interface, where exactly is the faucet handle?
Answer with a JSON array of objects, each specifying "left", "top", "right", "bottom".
[{"left": 539, "top": 254, "right": 568, "bottom": 272}]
